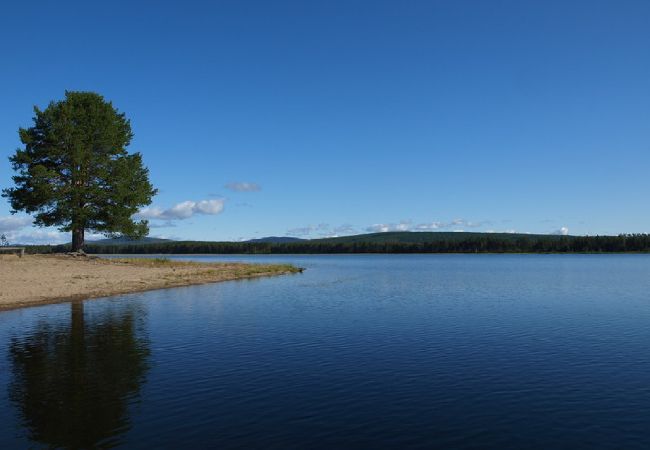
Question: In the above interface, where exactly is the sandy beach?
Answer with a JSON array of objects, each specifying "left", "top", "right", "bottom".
[{"left": 0, "top": 254, "right": 300, "bottom": 311}]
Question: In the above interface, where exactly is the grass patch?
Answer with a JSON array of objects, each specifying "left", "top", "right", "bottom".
[
  {"left": 106, "top": 257, "right": 303, "bottom": 276},
  {"left": 152, "top": 257, "right": 172, "bottom": 264}
]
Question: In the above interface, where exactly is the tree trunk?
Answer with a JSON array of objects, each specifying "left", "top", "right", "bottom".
[{"left": 72, "top": 228, "right": 85, "bottom": 252}]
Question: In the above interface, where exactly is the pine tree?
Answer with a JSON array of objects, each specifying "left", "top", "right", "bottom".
[{"left": 2, "top": 91, "right": 157, "bottom": 251}]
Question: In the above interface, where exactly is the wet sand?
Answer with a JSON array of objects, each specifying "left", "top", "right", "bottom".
[{"left": 0, "top": 254, "right": 300, "bottom": 311}]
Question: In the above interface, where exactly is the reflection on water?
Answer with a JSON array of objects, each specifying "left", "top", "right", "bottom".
[
  {"left": 8, "top": 302, "right": 150, "bottom": 448},
  {"left": 3, "top": 255, "right": 650, "bottom": 448}
]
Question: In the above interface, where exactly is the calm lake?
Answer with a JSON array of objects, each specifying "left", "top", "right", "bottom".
[{"left": 1, "top": 254, "right": 650, "bottom": 448}]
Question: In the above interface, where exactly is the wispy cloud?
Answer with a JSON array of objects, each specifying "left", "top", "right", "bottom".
[
  {"left": 285, "top": 223, "right": 358, "bottom": 238},
  {"left": 12, "top": 230, "right": 68, "bottom": 245},
  {"left": 0, "top": 215, "right": 38, "bottom": 244},
  {"left": 4, "top": 229, "right": 105, "bottom": 245},
  {"left": 147, "top": 233, "right": 182, "bottom": 241},
  {"left": 369, "top": 218, "right": 489, "bottom": 233},
  {"left": 225, "top": 182, "right": 261, "bottom": 192},
  {"left": 136, "top": 199, "right": 224, "bottom": 221},
  {"left": 551, "top": 226, "right": 569, "bottom": 236},
  {"left": 366, "top": 221, "right": 412, "bottom": 233},
  {"left": 413, "top": 222, "right": 443, "bottom": 231},
  {"left": 148, "top": 221, "right": 177, "bottom": 228},
  {"left": 287, "top": 223, "right": 330, "bottom": 237},
  {"left": 286, "top": 227, "right": 314, "bottom": 237},
  {"left": 448, "top": 219, "right": 488, "bottom": 228},
  {"left": 333, "top": 224, "right": 356, "bottom": 234},
  {"left": 286, "top": 218, "right": 493, "bottom": 238},
  {"left": 0, "top": 216, "right": 33, "bottom": 233},
  {"left": 1, "top": 214, "right": 145, "bottom": 244}
]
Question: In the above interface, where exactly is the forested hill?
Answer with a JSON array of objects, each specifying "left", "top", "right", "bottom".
[
  {"left": 246, "top": 236, "right": 304, "bottom": 243},
  {"left": 311, "top": 231, "right": 566, "bottom": 244},
  {"left": 89, "top": 237, "right": 171, "bottom": 245},
  {"left": 26, "top": 232, "right": 650, "bottom": 254}
]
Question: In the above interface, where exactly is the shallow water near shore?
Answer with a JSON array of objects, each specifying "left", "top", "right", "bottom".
[{"left": 2, "top": 254, "right": 650, "bottom": 448}]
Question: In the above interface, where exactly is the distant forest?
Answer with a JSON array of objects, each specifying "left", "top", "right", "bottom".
[{"left": 25, "top": 232, "right": 650, "bottom": 254}]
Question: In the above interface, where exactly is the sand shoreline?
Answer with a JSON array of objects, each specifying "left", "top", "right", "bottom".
[{"left": 0, "top": 254, "right": 300, "bottom": 311}]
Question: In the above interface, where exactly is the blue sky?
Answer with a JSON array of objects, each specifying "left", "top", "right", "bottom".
[{"left": 1, "top": 0, "right": 649, "bottom": 243}]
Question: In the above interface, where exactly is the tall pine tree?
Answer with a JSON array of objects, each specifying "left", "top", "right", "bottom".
[{"left": 2, "top": 91, "right": 157, "bottom": 251}]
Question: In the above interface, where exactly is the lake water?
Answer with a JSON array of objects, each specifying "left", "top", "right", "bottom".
[{"left": 1, "top": 254, "right": 650, "bottom": 448}]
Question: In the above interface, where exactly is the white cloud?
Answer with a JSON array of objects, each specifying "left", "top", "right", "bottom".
[
  {"left": 8, "top": 229, "right": 108, "bottom": 245},
  {"left": 148, "top": 233, "right": 182, "bottom": 241},
  {"left": 0, "top": 216, "right": 36, "bottom": 244},
  {"left": 0, "top": 216, "right": 127, "bottom": 244},
  {"left": 551, "top": 226, "right": 569, "bottom": 236},
  {"left": 450, "top": 219, "right": 486, "bottom": 228},
  {"left": 148, "top": 221, "right": 177, "bottom": 229},
  {"left": 366, "top": 221, "right": 412, "bottom": 233},
  {"left": 286, "top": 226, "right": 314, "bottom": 237},
  {"left": 194, "top": 200, "right": 224, "bottom": 214},
  {"left": 369, "top": 219, "right": 489, "bottom": 233},
  {"left": 287, "top": 223, "right": 330, "bottom": 237},
  {"left": 286, "top": 223, "right": 358, "bottom": 238},
  {"left": 287, "top": 218, "right": 492, "bottom": 238},
  {"left": 465, "top": 221, "right": 485, "bottom": 228},
  {"left": 136, "top": 199, "right": 224, "bottom": 221},
  {"left": 8, "top": 230, "right": 67, "bottom": 245},
  {"left": 0, "top": 216, "right": 33, "bottom": 233},
  {"left": 225, "top": 182, "right": 261, "bottom": 192},
  {"left": 414, "top": 222, "right": 443, "bottom": 230},
  {"left": 333, "top": 224, "right": 356, "bottom": 234}
]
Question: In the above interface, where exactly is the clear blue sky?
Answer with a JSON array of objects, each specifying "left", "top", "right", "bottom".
[{"left": 1, "top": 0, "right": 649, "bottom": 243}]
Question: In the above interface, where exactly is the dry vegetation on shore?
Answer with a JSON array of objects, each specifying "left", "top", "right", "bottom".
[{"left": 0, "top": 254, "right": 301, "bottom": 311}]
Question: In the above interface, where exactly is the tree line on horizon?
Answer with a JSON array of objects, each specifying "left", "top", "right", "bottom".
[{"left": 24, "top": 234, "right": 650, "bottom": 254}]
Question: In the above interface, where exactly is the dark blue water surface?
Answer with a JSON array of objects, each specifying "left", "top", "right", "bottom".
[{"left": 2, "top": 254, "right": 650, "bottom": 448}]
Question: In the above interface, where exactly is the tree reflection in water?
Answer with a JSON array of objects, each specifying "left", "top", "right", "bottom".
[{"left": 8, "top": 301, "right": 150, "bottom": 448}]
